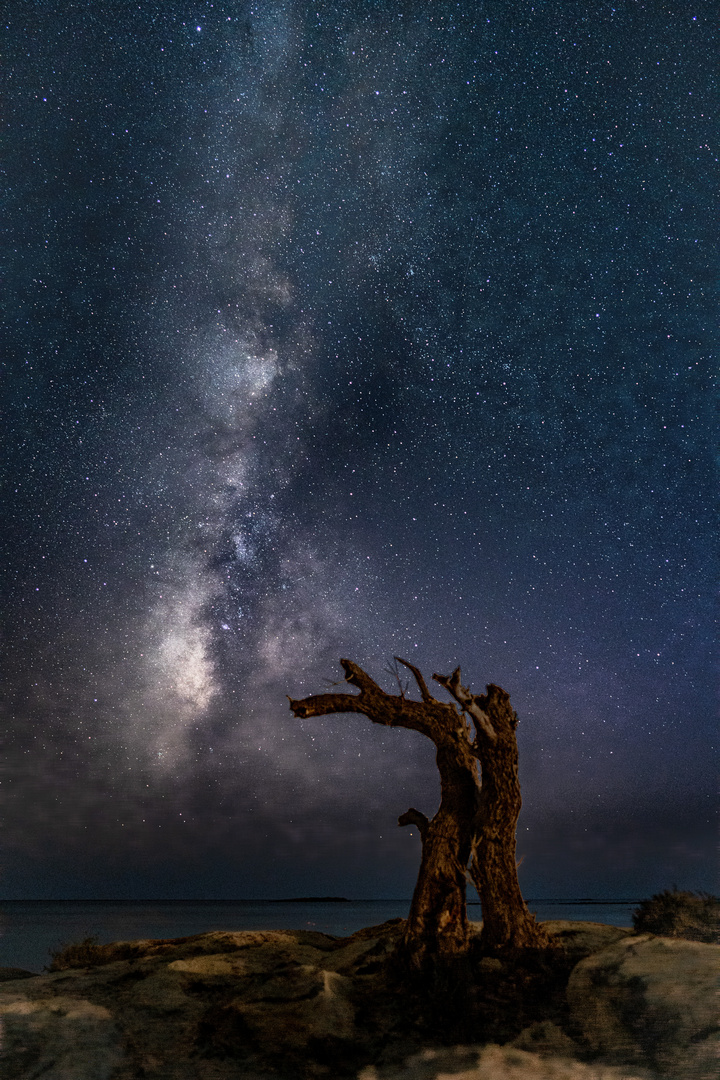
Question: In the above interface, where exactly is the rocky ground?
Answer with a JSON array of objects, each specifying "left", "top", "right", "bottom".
[{"left": 0, "top": 920, "right": 716, "bottom": 1079}]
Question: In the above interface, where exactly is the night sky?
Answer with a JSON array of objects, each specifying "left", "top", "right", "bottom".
[{"left": 3, "top": 2, "right": 716, "bottom": 902}]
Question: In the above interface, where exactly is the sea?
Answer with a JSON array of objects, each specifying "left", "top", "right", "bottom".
[{"left": 0, "top": 899, "right": 639, "bottom": 973}]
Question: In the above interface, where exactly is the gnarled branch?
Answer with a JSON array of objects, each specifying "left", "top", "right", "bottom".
[
  {"left": 288, "top": 658, "right": 445, "bottom": 736},
  {"left": 398, "top": 807, "right": 430, "bottom": 839},
  {"left": 433, "top": 666, "right": 497, "bottom": 743},
  {"left": 394, "top": 656, "right": 438, "bottom": 705},
  {"left": 340, "top": 658, "right": 384, "bottom": 695},
  {"left": 287, "top": 692, "right": 365, "bottom": 719}
]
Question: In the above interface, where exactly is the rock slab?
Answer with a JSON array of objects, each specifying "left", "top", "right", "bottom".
[
  {"left": 360, "top": 1044, "right": 652, "bottom": 1079},
  {"left": 567, "top": 933, "right": 719, "bottom": 1079},
  {"left": 0, "top": 923, "right": 715, "bottom": 1079},
  {"left": 0, "top": 924, "right": 401, "bottom": 1079}
]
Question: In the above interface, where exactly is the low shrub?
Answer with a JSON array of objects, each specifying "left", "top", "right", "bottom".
[
  {"left": 632, "top": 888, "right": 720, "bottom": 944},
  {"left": 48, "top": 935, "right": 103, "bottom": 971},
  {"left": 47, "top": 935, "right": 146, "bottom": 971}
]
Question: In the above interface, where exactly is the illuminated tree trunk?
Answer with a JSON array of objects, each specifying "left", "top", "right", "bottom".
[
  {"left": 288, "top": 658, "right": 549, "bottom": 972},
  {"left": 434, "top": 674, "right": 550, "bottom": 953}
]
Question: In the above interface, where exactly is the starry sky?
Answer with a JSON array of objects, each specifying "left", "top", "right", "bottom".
[{"left": 3, "top": 2, "right": 716, "bottom": 902}]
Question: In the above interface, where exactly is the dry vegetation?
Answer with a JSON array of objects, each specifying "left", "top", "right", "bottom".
[
  {"left": 46, "top": 932, "right": 205, "bottom": 971},
  {"left": 631, "top": 888, "right": 720, "bottom": 944}
]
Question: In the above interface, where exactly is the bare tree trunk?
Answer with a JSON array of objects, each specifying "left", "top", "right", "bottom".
[
  {"left": 288, "top": 657, "right": 550, "bottom": 973},
  {"left": 397, "top": 746, "right": 480, "bottom": 972},
  {"left": 289, "top": 658, "right": 479, "bottom": 972},
  {"left": 433, "top": 674, "right": 551, "bottom": 953}
]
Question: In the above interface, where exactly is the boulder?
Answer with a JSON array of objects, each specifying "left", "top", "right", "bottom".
[
  {"left": 358, "top": 1043, "right": 653, "bottom": 1078},
  {"left": 510, "top": 1020, "right": 584, "bottom": 1059},
  {"left": 541, "top": 922, "right": 631, "bottom": 961},
  {"left": 0, "top": 922, "right": 404, "bottom": 1079},
  {"left": 0, "top": 967, "right": 36, "bottom": 983},
  {"left": 567, "top": 933, "right": 720, "bottom": 1079},
  {"left": 0, "top": 994, "right": 123, "bottom": 1080}
]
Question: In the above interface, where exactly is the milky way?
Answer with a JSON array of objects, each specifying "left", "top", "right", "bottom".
[{"left": 3, "top": 3, "right": 715, "bottom": 900}]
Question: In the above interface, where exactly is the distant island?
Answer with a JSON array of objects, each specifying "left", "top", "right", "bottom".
[{"left": 270, "top": 896, "right": 350, "bottom": 903}]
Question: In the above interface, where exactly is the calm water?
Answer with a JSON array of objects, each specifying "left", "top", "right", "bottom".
[{"left": 0, "top": 899, "right": 638, "bottom": 973}]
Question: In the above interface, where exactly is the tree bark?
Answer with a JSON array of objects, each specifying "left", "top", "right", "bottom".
[
  {"left": 289, "top": 658, "right": 478, "bottom": 973},
  {"left": 433, "top": 672, "right": 551, "bottom": 953},
  {"left": 288, "top": 657, "right": 549, "bottom": 972}
]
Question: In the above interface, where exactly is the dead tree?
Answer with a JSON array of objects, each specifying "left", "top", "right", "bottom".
[
  {"left": 435, "top": 670, "right": 551, "bottom": 954},
  {"left": 288, "top": 658, "right": 549, "bottom": 973}
]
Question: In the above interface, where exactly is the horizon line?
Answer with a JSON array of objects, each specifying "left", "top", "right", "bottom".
[{"left": 0, "top": 896, "right": 643, "bottom": 904}]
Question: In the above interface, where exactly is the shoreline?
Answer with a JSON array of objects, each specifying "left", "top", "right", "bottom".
[
  {"left": 0, "top": 918, "right": 715, "bottom": 1079},
  {"left": 1, "top": 917, "right": 634, "bottom": 979}
]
